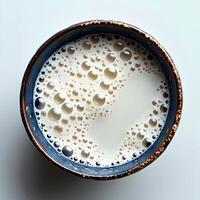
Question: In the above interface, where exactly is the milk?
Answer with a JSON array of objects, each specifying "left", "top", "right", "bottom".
[{"left": 33, "top": 33, "right": 170, "bottom": 167}]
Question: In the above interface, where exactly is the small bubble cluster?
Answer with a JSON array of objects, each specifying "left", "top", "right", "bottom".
[{"left": 33, "top": 33, "right": 170, "bottom": 167}]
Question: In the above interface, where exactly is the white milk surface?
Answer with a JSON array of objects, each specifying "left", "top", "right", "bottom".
[{"left": 33, "top": 33, "right": 170, "bottom": 167}]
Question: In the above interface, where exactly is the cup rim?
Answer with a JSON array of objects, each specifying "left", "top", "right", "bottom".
[{"left": 20, "top": 19, "right": 183, "bottom": 180}]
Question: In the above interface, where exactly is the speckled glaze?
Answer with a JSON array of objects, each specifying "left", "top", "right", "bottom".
[{"left": 20, "top": 20, "right": 183, "bottom": 180}]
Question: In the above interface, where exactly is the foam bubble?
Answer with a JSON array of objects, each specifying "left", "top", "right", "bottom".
[
  {"left": 62, "top": 103, "right": 73, "bottom": 114},
  {"left": 54, "top": 141, "right": 60, "bottom": 148},
  {"left": 77, "top": 104, "right": 84, "bottom": 112},
  {"left": 67, "top": 46, "right": 75, "bottom": 54},
  {"left": 93, "top": 94, "right": 106, "bottom": 106},
  {"left": 142, "top": 138, "right": 152, "bottom": 148},
  {"left": 54, "top": 93, "right": 65, "bottom": 104},
  {"left": 53, "top": 125, "right": 63, "bottom": 133},
  {"left": 62, "top": 145, "right": 73, "bottom": 157},
  {"left": 81, "top": 149, "right": 90, "bottom": 158},
  {"left": 120, "top": 48, "right": 132, "bottom": 61},
  {"left": 61, "top": 118, "right": 69, "bottom": 125},
  {"left": 104, "top": 67, "right": 117, "bottom": 79},
  {"left": 90, "top": 35, "right": 99, "bottom": 43},
  {"left": 35, "top": 97, "right": 45, "bottom": 110},
  {"left": 81, "top": 61, "right": 91, "bottom": 71},
  {"left": 160, "top": 104, "right": 167, "bottom": 113},
  {"left": 36, "top": 87, "right": 42, "bottom": 93},
  {"left": 82, "top": 41, "right": 92, "bottom": 50},
  {"left": 106, "top": 52, "right": 116, "bottom": 62},
  {"left": 47, "top": 82, "right": 55, "bottom": 90},
  {"left": 149, "top": 117, "right": 157, "bottom": 127},
  {"left": 100, "top": 81, "right": 110, "bottom": 90},
  {"left": 88, "top": 71, "right": 98, "bottom": 80},
  {"left": 113, "top": 41, "right": 124, "bottom": 51}
]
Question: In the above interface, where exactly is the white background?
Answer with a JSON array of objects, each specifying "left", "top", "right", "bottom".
[{"left": 0, "top": 0, "right": 199, "bottom": 199}]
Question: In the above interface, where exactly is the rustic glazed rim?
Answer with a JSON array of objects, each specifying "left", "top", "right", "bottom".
[{"left": 20, "top": 20, "right": 183, "bottom": 180}]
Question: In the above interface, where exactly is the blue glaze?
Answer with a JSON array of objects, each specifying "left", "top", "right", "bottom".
[{"left": 22, "top": 23, "right": 179, "bottom": 177}]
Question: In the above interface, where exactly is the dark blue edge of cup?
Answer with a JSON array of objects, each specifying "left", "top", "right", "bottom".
[{"left": 20, "top": 20, "right": 183, "bottom": 180}]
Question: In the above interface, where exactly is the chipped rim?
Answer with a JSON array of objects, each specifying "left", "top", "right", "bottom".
[{"left": 20, "top": 20, "right": 183, "bottom": 180}]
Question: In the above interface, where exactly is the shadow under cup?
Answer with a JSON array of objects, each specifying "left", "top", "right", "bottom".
[{"left": 20, "top": 20, "right": 182, "bottom": 180}]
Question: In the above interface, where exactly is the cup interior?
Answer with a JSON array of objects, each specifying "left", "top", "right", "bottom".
[{"left": 20, "top": 20, "right": 182, "bottom": 179}]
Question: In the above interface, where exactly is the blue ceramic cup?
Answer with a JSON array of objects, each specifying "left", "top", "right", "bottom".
[{"left": 20, "top": 20, "right": 182, "bottom": 180}]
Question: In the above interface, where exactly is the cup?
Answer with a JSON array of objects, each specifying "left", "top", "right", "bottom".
[{"left": 20, "top": 20, "right": 182, "bottom": 180}]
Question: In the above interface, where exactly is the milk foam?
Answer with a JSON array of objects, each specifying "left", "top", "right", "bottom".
[{"left": 33, "top": 33, "right": 170, "bottom": 167}]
